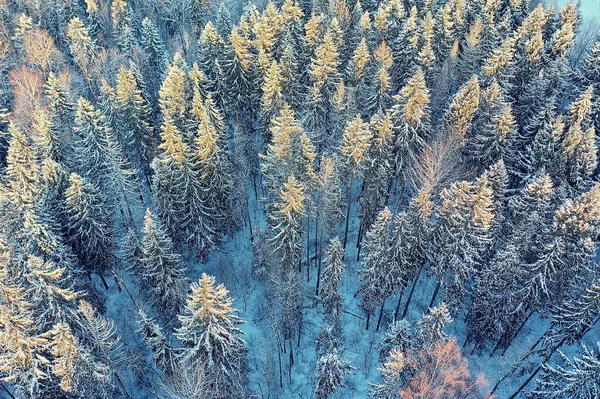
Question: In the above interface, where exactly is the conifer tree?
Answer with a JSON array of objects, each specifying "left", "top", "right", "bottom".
[
  {"left": 176, "top": 274, "right": 247, "bottom": 399},
  {"left": 359, "top": 207, "right": 395, "bottom": 330},
  {"left": 530, "top": 344, "right": 600, "bottom": 399},
  {"left": 320, "top": 237, "right": 344, "bottom": 323},
  {"left": 390, "top": 68, "right": 431, "bottom": 190},
  {"left": 138, "top": 209, "right": 188, "bottom": 314},
  {"left": 140, "top": 17, "right": 168, "bottom": 97},
  {"left": 115, "top": 64, "right": 156, "bottom": 178},
  {"left": 368, "top": 348, "right": 405, "bottom": 399},
  {"left": 137, "top": 309, "right": 177, "bottom": 374},
  {"left": 430, "top": 178, "right": 494, "bottom": 314},
  {"left": 63, "top": 173, "right": 115, "bottom": 276},
  {"left": 314, "top": 349, "right": 354, "bottom": 399}
]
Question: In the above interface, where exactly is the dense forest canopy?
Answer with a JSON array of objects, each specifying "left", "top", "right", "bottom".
[{"left": 0, "top": 0, "right": 600, "bottom": 397}]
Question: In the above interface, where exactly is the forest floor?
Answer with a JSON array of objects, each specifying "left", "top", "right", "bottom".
[{"left": 92, "top": 182, "right": 599, "bottom": 399}]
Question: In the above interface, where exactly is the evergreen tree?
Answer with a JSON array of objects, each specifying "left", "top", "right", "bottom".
[
  {"left": 314, "top": 349, "right": 354, "bottom": 399},
  {"left": 176, "top": 274, "right": 247, "bottom": 399},
  {"left": 320, "top": 237, "right": 345, "bottom": 323},
  {"left": 430, "top": 178, "right": 494, "bottom": 314},
  {"left": 63, "top": 173, "right": 115, "bottom": 276},
  {"left": 359, "top": 207, "right": 395, "bottom": 330},
  {"left": 138, "top": 209, "right": 188, "bottom": 314},
  {"left": 137, "top": 309, "right": 177, "bottom": 374},
  {"left": 530, "top": 344, "right": 600, "bottom": 399}
]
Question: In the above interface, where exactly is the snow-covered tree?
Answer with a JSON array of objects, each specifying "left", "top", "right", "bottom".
[
  {"left": 138, "top": 209, "right": 188, "bottom": 314},
  {"left": 320, "top": 237, "right": 345, "bottom": 323},
  {"left": 314, "top": 349, "right": 354, "bottom": 399},
  {"left": 176, "top": 274, "right": 247, "bottom": 399}
]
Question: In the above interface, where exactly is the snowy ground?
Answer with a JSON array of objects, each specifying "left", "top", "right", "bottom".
[{"left": 92, "top": 180, "right": 600, "bottom": 399}]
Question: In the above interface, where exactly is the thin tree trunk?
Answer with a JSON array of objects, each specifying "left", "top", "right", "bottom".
[
  {"left": 316, "top": 228, "right": 324, "bottom": 296},
  {"left": 376, "top": 300, "right": 386, "bottom": 332},
  {"left": 365, "top": 312, "right": 371, "bottom": 330},
  {"left": 501, "top": 311, "right": 532, "bottom": 356},
  {"left": 306, "top": 212, "right": 310, "bottom": 282},
  {"left": 343, "top": 184, "right": 352, "bottom": 254},
  {"left": 393, "top": 289, "right": 404, "bottom": 321},
  {"left": 428, "top": 281, "right": 441, "bottom": 311},
  {"left": 0, "top": 383, "right": 15, "bottom": 399},
  {"left": 507, "top": 366, "right": 541, "bottom": 399},
  {"left": 100, "top": 273, "right": 109, "bottom": 290},
  {"left": 402, "top": 264, "right": 424, "bottom": 319}
]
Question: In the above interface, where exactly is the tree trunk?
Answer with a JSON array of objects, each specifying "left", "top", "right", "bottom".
[
  {"left": 393, "top": 289, "right": 404, "bottom": 321},
  {"left": 306, "top": 212, "right": 310, "bottom": 282},
  {"left": 100, "top": 273, "right": 109, "bottom": 290},
  {"left": 507, "top": 366, "right": 541, "bottom": 399},
  {"left": 376, "top": 300, "right": 386, "bottom": 332},
  {"left": 343, "top": 179, "right": 352, "bottom": 254},
  {"left": 428, "top": 281, "right": 441, "bottom": 311},
  {"left": 365, "top": 312, "right": 371, "bottom": 330},
  {"left": 316, "top": 228, "right": 324, "bottom": 296},
  {"left": 402, "top": 264, "right": 424, "bottom": 319}
]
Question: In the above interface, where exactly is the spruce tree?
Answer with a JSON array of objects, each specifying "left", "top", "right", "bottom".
[
  {"left": 63, "top": 173, "right": 115, "bottom": 276},
  {"left": 176, "top": 274, "right": 247, "bottom": 399},
  {"left": 314, "top": 349, "right": 354, "bottom": 399},
  {"left": 138, "top": 209, "right": 188, "bottom": 314},
  {"left": 320, "top": 237, "right": 345, "bottom": 323}
]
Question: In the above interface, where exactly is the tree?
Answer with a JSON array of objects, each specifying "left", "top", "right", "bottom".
[
  {"left": 359, "top": 207, "right": 395, "bottom": 330},
  {"left": 400, "top": 339, "right": 489, "bottom": 399},
  {"left": 137, "top": 309, "right": 177, "bottom": 374},
  {"left": 73, "top": 97, "right": 138, "bottom": 223},
  {"left": 320, "top": 237, "right": 345, "bottom": 323},
  {"left": 314, "top": 349, "right": 354, "bottom": 399},
  {"left": 63, "top": 173, "right": 115, "bottom": 276},
  {"left": 390, "top": 68, "right": 431, "bottom": 192},
  {"left": 416, "top": 303, "right": 452, "bottom": 348},
  {"left": 114, "top": 63, "right": 156, "bottom": 178},
  {"left": 368, "top": 348, "right": 406, "bottom": 399},
  {"left": 138, "top": 209, "right": 188, "bottom": 314},
  {"left": 176, "top": 274, "right": 247, "bottom": 399},
  {"left": 430, "top": 178, "right": 494, "bottom": 314},
  {"left": 529, "top": 344, "right": 600, "bottom": 399}
]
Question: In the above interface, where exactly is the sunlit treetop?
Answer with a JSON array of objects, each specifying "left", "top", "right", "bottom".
[
  {"left": 277, "top": 175, "right": 306, "bottom": 219},
  {"left": 447, "top": 75, "right": 480, "bottom": 139},
  {"left": 310, "top": 31, "right": 340, "bottom": 89},
  {"left": 352, "top": 38, "right": 370, "bottom": 80},
  {"left": 304, "top": 13, "right": 322, "bottom": 49},
  {"left": 374, "top": 41, "right": 393, "bottom": 70},
  {"left": 395, "top": 68, "right": 430, "bottom": 128},
  {"left": 268, "top": 103, "right": 303, "bottom": 159},
  {"left": 568, "top": 86, "right": 594, "bottom": 126},
  {"left": 526, "top": 30, "right": 544, "bottom": 64},
  {"left": 230, "top": 27, "right": 253, "bottom": 71},
  {"left": 555, "top": 182, "right": 600, "bottom": 237},
  {"left": 404, "top": 6, "right": 419, "bottom": 49},
  {"left": 281, "top": 0, "right": 303, "bottom": 25},
  {"left": 340, "top": 115, "right": 372, "bottom": 170},
  {"left": 482, "top": 37, "right": 515, "bottom": 77}
]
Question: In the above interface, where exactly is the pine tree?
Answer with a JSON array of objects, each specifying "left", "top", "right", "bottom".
[
  {"left": 140, "top": 17, "right": 168, "bottom": 97},
  {"left": 416, "top": 303, "right": 452, "bottom": 348},
  {"left": 137, "top": 309, "right": 177, "bottom": 374},
  {"left": 390, "top": 68, "right": 431, "bottom": 189},
  {"left": 359, "top": 207, "right": 395, "bottom": 330},
  {"left": 110, "top": 0, "right": 135, "bottom": 52},
  {"left": 176, "top": 274, "right": 247, "bottom": 399},
  {"left": 430, "top": 178, "right": 494, "bottom": 314},
  {"left": 379, "top": 320, "right": 413, "bottom": 363},
  {"left": 63, "top": 173, "right": 115, "bottom": 276},
  {"left": 114, "top": 63, "right": 156, "bottom": 178},
  {"left": 320, "top": 237, "right": 345, "bottom": 323},
  {"left": 65, "top": 18, "right": 95, "bottom": 79},
  {"left": 444, "top": 75, "right": 480, "bottom": 140},
  {"left": 529, "top": 344, "right": 600, "bottom": 399},
  {"left": 152, "top": 93, "right": 214, "bottom": 254},
  {"left": 267, "top": 175, "right": 306, "bottom": 272},
  {"left": 138, "top": 209, "right": 188, "bottom": 314},
  {"left": 314, "top": 349, "right": 354, "bottom": 399},
  {"left": 73, "top": 97, "right": 138, "bottom": 223}
]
